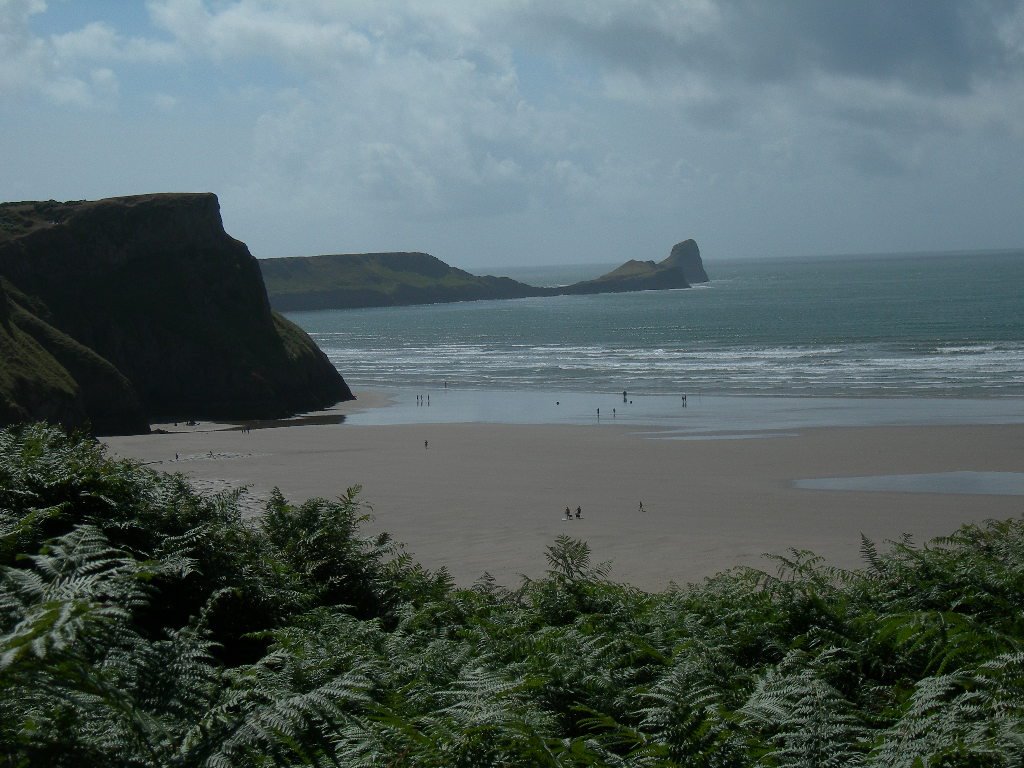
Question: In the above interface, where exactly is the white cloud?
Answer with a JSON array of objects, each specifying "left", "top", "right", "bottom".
[
  {"left": 152, "top": 92, "right": 177, "bottom": 110},
  {"left": 3, "top": 0, "right": 1024, "bottom": 262},
  {"left": 50, "top": 21, "right": 120, "bottom": 59},
  {"left": 0, "top": 0, "right": 51, "bottom": 92},
  {"left": 148, "top": 0, "right": 372, "bottom": 68},
  {"left": 0, "top": 1, "right": 174, "bottom": 105}
]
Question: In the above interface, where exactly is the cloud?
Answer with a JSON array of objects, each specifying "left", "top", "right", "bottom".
[
  {"left": 3, "top": 1, "right": 1024, "bottom": 261},
  {"left": 147, "top": 0, "right": 372, "bottom": 68},
  {"left": 50, "top": 20, "right": 178, "bottom": 64},
  {"left": 152, "top": 92, "right": 177, "bottom": 110},
  {"left": 515, "top": 0, "right": 1021, "bottom": 92},
  {"left": 508, "top": 1, "right": 1024, "bottom": 184},
  {"left": 0, "top": 1, "right": 175, "bottom": 106},
  {"left": 0, "top": 0, "right": 51, "bottom": 92},
  {"left": 141, "top": 1, "right": 588, "bottom": 232}
]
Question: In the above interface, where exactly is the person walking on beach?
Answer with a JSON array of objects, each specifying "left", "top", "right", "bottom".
[
  {"left": 424, "top": 440, "right": 429, "bottom": 450},
  {"left": 576, "top": 506, "right": 582, "bottom": 519},
  {"left": 638, "top": 500, "right": 644, "bottom": 512},
  {"left": 565, "top": 506, "right": 572, "bottom": 520},
  {"left": 623, "top": 390, "right": 627, "bottom": 403}
]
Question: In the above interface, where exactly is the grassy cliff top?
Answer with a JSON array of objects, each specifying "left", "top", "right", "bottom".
[
  {"left": 0, "top": 194, "right": 216, "bottom": 245},
  {"left": 261, "top": 251, "right": 531, "bottom": 295}
]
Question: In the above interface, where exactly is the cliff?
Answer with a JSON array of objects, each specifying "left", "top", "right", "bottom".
[
  {"left": 0, "top": 277, "right": 147, "bottom": 434},
  {"left": 0, "top": 193, "right": 352, "bottom": 433},
  {"left": 562, "top": 239, "right": 709, "bottom": 294},
  {"left": 261, "top": 240, "right": 710, "bottom": 310},
  {"left": 260, "top": 251, "right": 546, "bottom": 311},
  {"left": 664, "top": 239, "right": 710, "bottom": 284}
]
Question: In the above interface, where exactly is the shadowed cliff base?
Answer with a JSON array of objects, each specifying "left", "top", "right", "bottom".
[{"left": 0, "top": 193, "right": 353, "bottom": 434}]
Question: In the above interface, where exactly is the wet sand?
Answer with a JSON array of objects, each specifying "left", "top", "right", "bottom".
[{"left": 102, "top": 401, "right": 1024, "bottom": 590}]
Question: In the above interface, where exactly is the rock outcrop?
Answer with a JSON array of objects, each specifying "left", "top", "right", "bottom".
[
  {"left": 664, "top": 239, "right": 710, "bottom": 284},
  {"left": 563, "top": 239, "right": 710, "bottom": 295},
  {"left": 0, "top": 193, "right": 352, "bottom": 433}
]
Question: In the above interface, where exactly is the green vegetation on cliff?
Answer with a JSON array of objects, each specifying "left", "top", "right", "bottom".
[
  {"left": 0, "top": 284, "right": 79, "bottom": 426},
  {"left": 3, "top": 423, "right": 1023, "bottom": 766},
  {"left": 0, "top": 279, "right": 146, "bottom": 434},
  {"left": 0, "top": 194, "right": 353, "bottom": 433},
  {"left": 260, "top": 240, "right": 710, "bottom": 311},
  {"left": 260, "top": 251, "right": 545, "bottom": 310}
]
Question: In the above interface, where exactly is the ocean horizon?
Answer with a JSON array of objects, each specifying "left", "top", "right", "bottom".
[{"left": 288, "top": 250, "right": 1024, "bottom": 421}]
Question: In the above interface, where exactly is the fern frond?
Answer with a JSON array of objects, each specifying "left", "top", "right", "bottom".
[{"left": 740, "top": 649, "right": 868, "bottom": 767}]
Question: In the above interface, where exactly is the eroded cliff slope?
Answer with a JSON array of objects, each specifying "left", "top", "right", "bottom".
[{"left": 0, "top": 193, "right": 352, "bottom": 432}]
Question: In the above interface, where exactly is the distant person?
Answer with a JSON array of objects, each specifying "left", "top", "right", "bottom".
[
  {"left": 565, "top": 506, "right": 572, "bottom": 520},
  {"left": 597, "top": 408, "right": 600, "bottom": 418},
  {"left": 613, "top": 408, "right": 616, "bottom": 418},
  {"left": 424, "top": 440, "right": 429, "bottom": 450},
  {"left": 638, "top": 500, "right": 644, "bottom": 512},
  {"left": 576, "top": 506, "right": 582, "bottom": 519},
  {"left": 623, "top": 390, "right": 627, "bottom": 402}
]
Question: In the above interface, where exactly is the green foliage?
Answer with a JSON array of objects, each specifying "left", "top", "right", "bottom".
[{"left": 2, "top": 423, "right": 1024, "bottom": 766}]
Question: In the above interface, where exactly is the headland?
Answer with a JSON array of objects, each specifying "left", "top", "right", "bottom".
[
  {"left": 259, "top": 239, "right": 710, "bottom": 311},
  {"left": 0, "top": 193, "right": 352, "bottom": 434}
]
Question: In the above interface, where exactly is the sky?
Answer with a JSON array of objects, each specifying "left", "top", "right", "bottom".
[{"left": 2, "top": 1, "right": 1024, "bottom": 268}]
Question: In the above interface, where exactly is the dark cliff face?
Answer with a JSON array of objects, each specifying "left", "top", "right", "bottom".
[
  {"left": 664, "top": 239, "right": 710, "bottom": 284},
  {"left": 0, "top": 193, "right": 352, "bottom": 431},
  {"left": 0, "top": 277, "right": 147, "bottom": 434},
  {"left": 563, "top": 240, "right": 709, "bottom": 295}
]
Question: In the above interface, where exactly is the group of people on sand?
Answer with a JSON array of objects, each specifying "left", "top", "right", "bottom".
[{"left": 564, "top": 505, "right": 583, "bottom": 520}]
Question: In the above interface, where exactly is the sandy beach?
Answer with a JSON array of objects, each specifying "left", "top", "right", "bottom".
[{"left": 101, "top": 392, "right": 1024, "bottom": 591}]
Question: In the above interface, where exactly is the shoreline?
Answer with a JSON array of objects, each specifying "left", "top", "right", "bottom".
[
  {"left": 340, "top": 387, "right": 1024, "bottom": 432},
  {"left": 103, "top": 391, "right": 1024, "bottom": 591},
  {"left": 148, "top": 389, "right": 396, "bottom": 433}
]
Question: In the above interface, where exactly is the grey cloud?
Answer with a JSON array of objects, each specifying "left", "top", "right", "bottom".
[
  {"left": 517, "top": 1, "right": 1022, "bottom": 93},
  {"left": 838, "top": 134, "right": 913, "bottom": 178},
  {"left": 723, "top": 0, "right": 1019, "bottom": 94}
]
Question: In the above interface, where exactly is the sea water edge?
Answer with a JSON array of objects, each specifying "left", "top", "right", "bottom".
[
  {"left": 337, "top": 386, "right": 1024, "bottom": 434},
  {"left": 286, "top": 250, "right": 1024, "bottom": 433}
]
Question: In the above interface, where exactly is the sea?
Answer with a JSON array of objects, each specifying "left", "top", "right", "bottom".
[{"left": 286, "top": 250, "right": 1024, "bottom": 431}]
